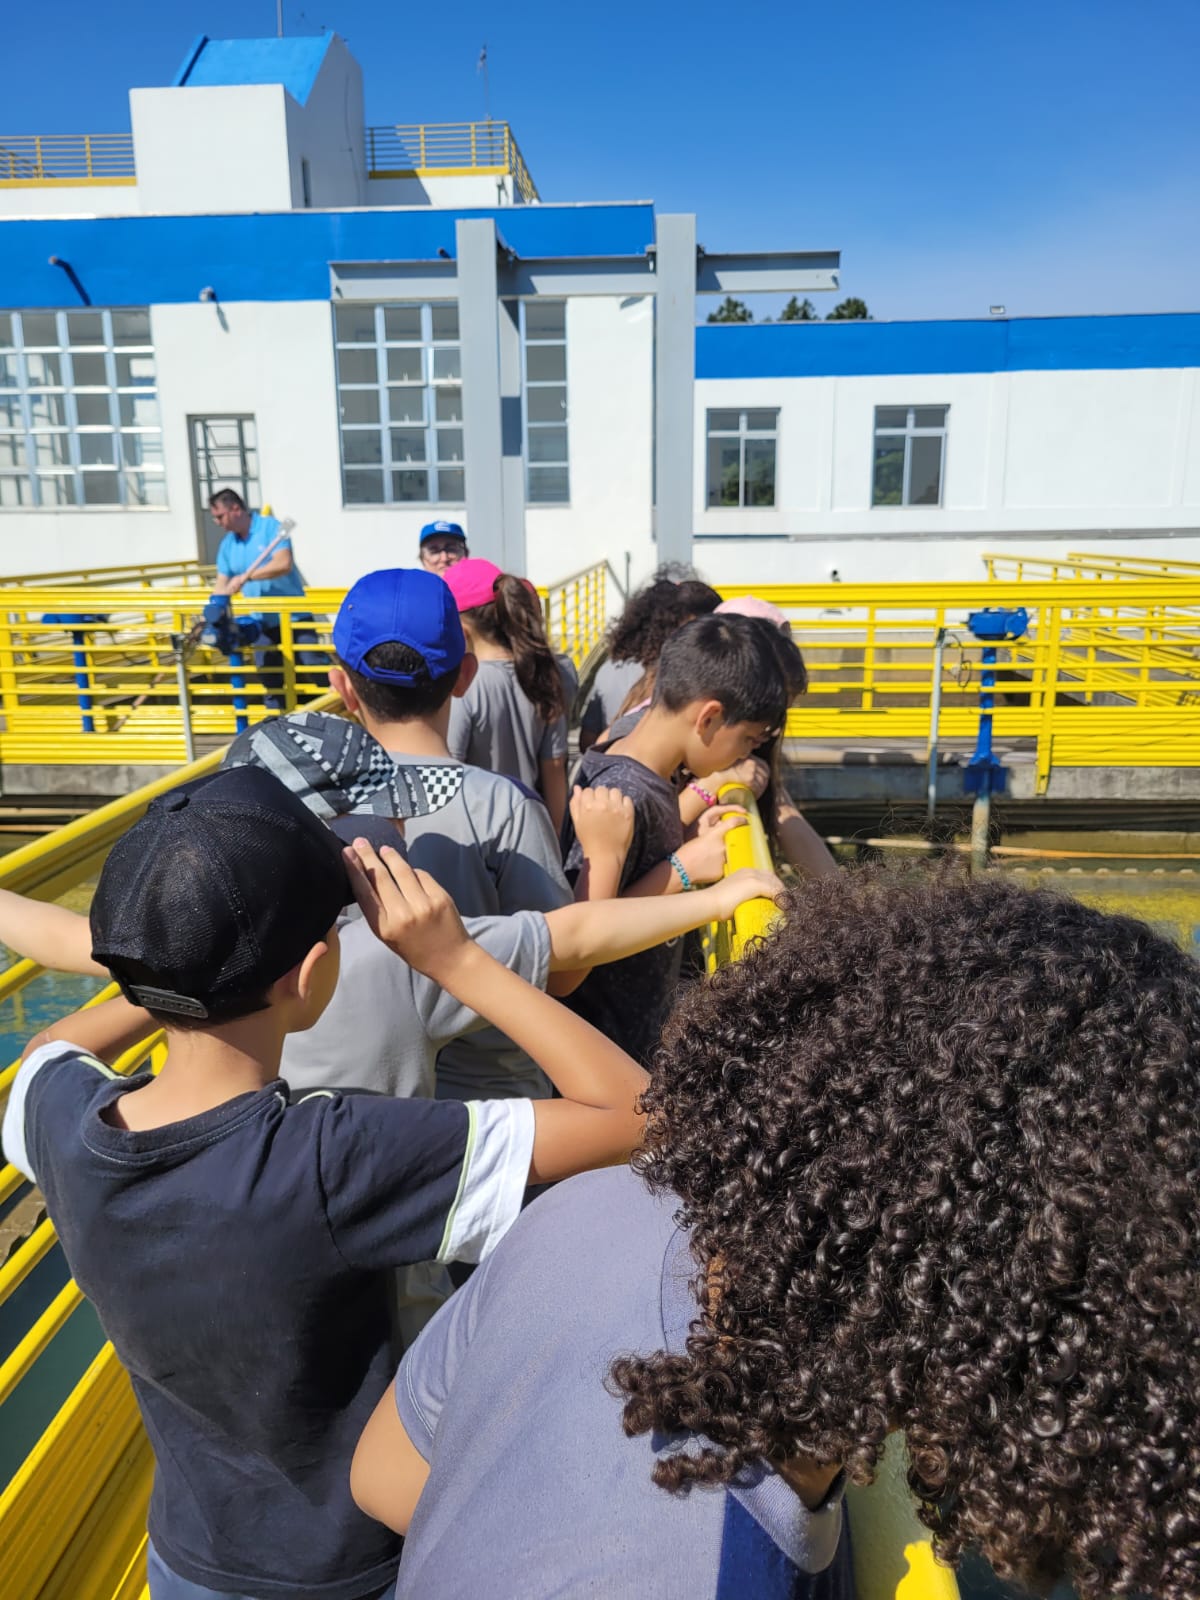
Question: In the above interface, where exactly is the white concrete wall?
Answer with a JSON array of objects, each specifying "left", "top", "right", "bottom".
[
  {"left": 283, "top": 36, "right": 366, "bottom": 209},
  {"left": 693, "top": 367, "right": 1200, "bottom": 585},
  {"left": 525, "top": 295, "right": 655, "bottom": 585},
  {"left": 131, "top": 85, "right": 295, "bottom": 215},
  {"left": 0, "top": 185, "right": 141, "bottom": 218},
  {"left": 364, "top": 174, "right": 516, "bottom": 208}
]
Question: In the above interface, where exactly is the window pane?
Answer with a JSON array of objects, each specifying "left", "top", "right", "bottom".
[
  {"left": 79, "top": 432, "right": 117, "bottom": 465},
  {"left": 387, "top": 388, "right": 425, "bottom": 424},
  {"left": 383, "top": 306, "right": 422, "bottom": 342},
  {"left": 0, "top": 396, "right": 20, "bottom": 426},
  {"left": 0, "top": 473, "right": 35, "bottom": 507},
  {"left": 115, "top": 353, "right": 155, "bottom": 387},
  {"left": 344, "top": 469, "right": 385, "bottom": 504},
  {"left": 744, "top": 439, "right": 776, "bottom": 506},
  {"left": 908, "top": 435, "right": 943, "bottom": 505},
  {"left": 392, "top": 468, "right": 429, "bottom": 502},
  {"left": 21, "top": 314, "right": 59, "bottom": 349},
  {"left": 0, "top": 356, "right": 18, "bottom": 388},
  {"left": 339, "top": 388, "right": 380, "bottom": 425},
  {"left": 913, "top": 407, "right": 947, "bottom": 429},
  {"left": 435, "top": 427, "right": 463, "bottom": 464},
  {"left": 875, "top": 407, "right": 908, "bottom": 429},
  {"left": 118, "top": 393, "right": 160, "bottom": 429},
  {"left": 0, "top": 435, "right": 24, "bottom": 469},
  {"left": 76, "top": 393, "right": 113, "bottom": 426},
  {"left": 67, "top": 311, "right": 105, "bottom": 346},
  {"left": 744, "top": 410, "right": 778, "bottom": 432},
  {"left": 126, "top": 471, "right": 167, "bottom": 507},
  {"left": 386, "top": 347, "right": 423, "bottom": 384},
  {"left": 435, "top": 386, "right": 462, "bottom": 423},
  {"left": 872, "top": 440, "right": 905, "bottom": 506},
  {"left": 120, "top": 431, "right": 164, "bottom": 468},
  {"left": 36, "top": 474, "right": 75, "bottom": 507},
  {"left": 111, "top": 310, "right": 151, "bottom": 346},
  {"left": 71, "top": 352, "right": 109, "bottom": 388},
  {"left": 27, "top": 393, "right": 65, "bottom": 427},
  {"left": 337, "top": 348, "right": 378, "bottom": 385},
  {"left": 706, "top": 438, "right": 741, "bottom": 507},
  {"left": 431, "top": 347, "right": 460, "bottom": 382},
  {"left": 437, "top": 468, "right": 464, "bottom": 502},
  {"left": 524, "top": 301, "right": 565, "bottom": 339},
  {"left": 342, "top": 430, "right": 383, "bottom": 465},
  {"left": 527, "top": 465, "right": 569, "bottom": 503},
  {"left": 82, "top": 469, "right": 120, "bottom": 504},
  {"left": 0, "top": 317, "right": 13, "bottom": 350},
  {"left": 30, "top": 432, "right": 71, "bottom": 467},
  {"left": 527, "top": 386, "right": 565, "bottom": 423},
  {"left": 25, "top": 354, "right": 62, "bottom": 388},
  {"left": 528, "top": 425, "right": 567, "bottom": 464},
  {"left": 390, "top": 428, "right": 426, "bottom": 463},
  {"left": 526, "top": 344, "right": 566, "bottom": 382},
  {"left": 430, "top": 304, "right": 459, "bottom": 341},
  {"left": 334, "top": 304, "right": 376, "bottom": 344},
  {"left": 706, "top": 409, "right": 740, "bottom": 434}
]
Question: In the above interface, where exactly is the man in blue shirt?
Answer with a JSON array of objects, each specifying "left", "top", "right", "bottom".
[{"left": 209, "top": 487, "right": 317, "bottom": 709}]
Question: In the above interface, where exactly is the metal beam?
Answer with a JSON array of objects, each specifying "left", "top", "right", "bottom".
[
  {"left": 496, "top": 298, "right": 527, "bottom": 574},
  {"left": 455, "top": 218, "right": 505, "bottom": 563},
  {"left": 497, "top": 259, "right": 655, "bottom": 298},
  {"left": 695, "top": 251, "right": 841, "bottom": 296},
  {"left": 653, "top": 214, "right": 696, "bottom": 568}
]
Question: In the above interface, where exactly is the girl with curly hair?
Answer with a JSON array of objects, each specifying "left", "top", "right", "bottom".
[{"left": 352, "top": 871, "right": 1200, "bottom": 1600}]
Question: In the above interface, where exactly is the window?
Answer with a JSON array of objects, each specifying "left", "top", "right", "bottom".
[
  {"left": 871, "top": 405, "right": 947, "bottom": 506},
  {"left": 522, "top": 300, "right": 569, "bottom": 503},
  {"left": 705, "top": 409, "right": 778, "bottom": 507},
  {"left": 0, "top": 309, "right": 165, "bottom": 509},
  {"left": 333, "top": 302, "right": 463, "bottom": 506}
]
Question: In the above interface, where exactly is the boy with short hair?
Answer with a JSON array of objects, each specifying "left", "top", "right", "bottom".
[
  {"left": 1, "top": 766, "right": 653, "bottom": 1600},
  {"left": 560, "top": 612, "right": 790, "bottom": 1063}
]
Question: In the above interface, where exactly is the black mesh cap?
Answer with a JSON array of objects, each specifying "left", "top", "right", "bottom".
[{"left": 90, "top": 766, "right": 352, "bottom": 1020}]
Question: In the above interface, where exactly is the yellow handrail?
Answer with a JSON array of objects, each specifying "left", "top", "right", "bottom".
[
  {"left": 0, "top": 132, "right": 135, "bottom": 186},
  {"left": 365, "top": 120, "right": 539, "bottom": 200}
]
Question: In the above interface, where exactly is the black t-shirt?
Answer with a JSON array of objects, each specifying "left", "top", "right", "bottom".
[
  {"left": 561, "top": 748, "right": 684, "bottom": 1065},
  {"left": 5, "top": 1043, "right": 531, "bottom": 1600}
]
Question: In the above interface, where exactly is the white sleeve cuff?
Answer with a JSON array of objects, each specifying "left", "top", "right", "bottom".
[
  {"left": 1, "top": 1040, "right": 93, "bottom": 1181},
  {"left": 436, "top": 1098, "right": 535, "bottom": 1265}
]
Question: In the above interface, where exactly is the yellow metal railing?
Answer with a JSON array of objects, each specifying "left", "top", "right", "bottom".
[
  {"left": 0, "top": 133, "right": 135, "bottom": 186},
  {"left": 366, "top": 120, "right": 539, "bottom": 201},
  {"left": 0, "top": 560, "right": 213, "bottom": 589},
  {"left": 984, "top": 549, "right": 1200, "bottom": 583},
  {"left": 538, "top": 560, "right": 619, "bottom": 670}
]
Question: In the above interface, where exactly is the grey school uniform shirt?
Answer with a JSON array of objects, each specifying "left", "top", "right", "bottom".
[
  {"left": 394, "top": 1165, "right": 851, "bottom": 1600},
  {"left": 384, "top": 752, "right": 573, "bottom": 1100},
  {"left": 579, "top": 655, "right": 644, "bottom": 740},
  {"left": 447, "top": 659, "right": 567, "bottom": 794}
]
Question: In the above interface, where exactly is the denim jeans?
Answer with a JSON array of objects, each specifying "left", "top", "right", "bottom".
[{"left": 146, "top": 1540, "right": 397, "bottom": 1600}]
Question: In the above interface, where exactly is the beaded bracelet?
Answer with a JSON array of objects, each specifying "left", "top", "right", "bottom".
[
  {"left": 667, "top": 852, "right": 694, "bottom": 891},
  {"left": 688, "top": 780, "right": 717, "bottom": 808}
]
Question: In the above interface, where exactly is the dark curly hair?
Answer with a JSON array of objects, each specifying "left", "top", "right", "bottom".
[
  {"left": 605, "top": 570, "right": 722, "bottom": 670},
  {"left": 611, "top": 870, "right": 1200, "bottom": 1599}
]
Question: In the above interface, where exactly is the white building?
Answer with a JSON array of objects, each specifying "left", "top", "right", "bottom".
[{"left": 1, "top": 32, "right": 1197, "bottom": 588}]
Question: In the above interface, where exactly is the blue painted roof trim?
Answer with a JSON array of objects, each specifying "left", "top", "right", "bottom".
[
  {"left": 696, "top": 315, "right": 1200, "bottom": 377},
  {"left": 174, "top": 34, "right": 335, "bottom": 106},
  {"left": 173, "top": 34, "right": 208, "bottom": 88},
  {"left": 0, "top": 206, "right": 656, "bottom": 307}
]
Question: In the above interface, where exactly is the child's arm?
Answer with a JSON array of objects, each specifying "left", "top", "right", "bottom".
[
  {"left": 538, "top": 755, "right": 568, "bottom": 837},
  {"left": 21, "top": 993, "right": 154, "bottom": 1066},
  {"left": 623, "top": 806, "right": 749, "bottom": 898},
  {"left": 0, "top": 890, "right": 105, "bottom": 976},
  {"left": 345, "top": 840, "right": 648, "bottom": 1183},
  {"left": 679, "top": 757, "right": 770, "bottom": 830},
  {"left": 776, "top": 798, "right": 839, "bottom": 878},
  {"left": 568, "top": 785, "right": 634, "bottom": 903}
]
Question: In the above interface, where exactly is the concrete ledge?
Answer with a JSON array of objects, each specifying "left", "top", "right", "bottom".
[{"left": 0, "top": 763, "right": 180, "bottom": 798}]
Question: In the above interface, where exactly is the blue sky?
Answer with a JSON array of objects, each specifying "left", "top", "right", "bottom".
[{"left": 8, "top": 0, "right": 1199, "bottom": 320}]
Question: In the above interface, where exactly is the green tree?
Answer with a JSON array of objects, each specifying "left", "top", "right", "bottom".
[
  {"left": 707, "top": 297, "right": 753, "bottom": 324},
  {"left": 826, "top": 297, "right": 871, "bottom": 321},
  {"left": 779, "top": 296, "right": 817, "bottom": 322}
]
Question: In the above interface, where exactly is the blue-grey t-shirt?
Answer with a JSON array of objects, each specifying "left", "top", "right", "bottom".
[{"left": 394, "top": 1165, "right": 851, "bottom": 1599}]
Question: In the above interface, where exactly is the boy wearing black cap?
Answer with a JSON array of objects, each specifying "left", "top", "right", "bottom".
[{"left": 0, "top": 765, "right": 654, "bottom": 1600}]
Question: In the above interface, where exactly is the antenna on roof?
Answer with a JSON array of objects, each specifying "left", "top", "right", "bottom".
[
  {"left": 276, "top": 0, "right": 284, "bottom": 36},
  {"left": 478, "top": 43, "right": 490, "bottom": 125}
]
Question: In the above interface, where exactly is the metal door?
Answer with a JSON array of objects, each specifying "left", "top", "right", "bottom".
[{"left": 189, "top": 415, "right": 260, "bottom": 563}]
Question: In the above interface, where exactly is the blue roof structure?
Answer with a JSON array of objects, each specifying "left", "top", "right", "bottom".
[{"left": 173, "top": 34, "right": 335, "bottom": 106}]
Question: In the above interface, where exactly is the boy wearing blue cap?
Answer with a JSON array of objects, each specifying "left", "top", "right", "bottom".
[
  {"left": 418, "top": 519, "right": 467, "bottom": 575},
  {"left": 1, "top": 765, "right": 655, "bottom": 1600}
]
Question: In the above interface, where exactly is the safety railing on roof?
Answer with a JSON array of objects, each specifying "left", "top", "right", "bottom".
[
  {"left": 365, "top": 120, "right": 539, "bottom": 201},
  {"left": 0, "top": 133, "right": 136, "bottom": 186}
]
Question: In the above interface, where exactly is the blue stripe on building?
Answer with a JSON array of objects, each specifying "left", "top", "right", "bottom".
[
  {"left": 696, "top": 313, "right": 1200, "bottom": 378},
  {"left": 0, "top": 204, "right": 656, "bottom": 308}
]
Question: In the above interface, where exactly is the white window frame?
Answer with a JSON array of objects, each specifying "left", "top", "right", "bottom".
[
  {"left": 705, "top": 408, "right": 779, "bottom": 508},
  {"left": 520, "top": 299, "right": 569, "bottom": 505},
  {"left": 334, "top": 301, "right": 464, "bottom": 508},
  {"left": 870, "top": 405, "right": 948, "bottom": 508},
  {"left": 0, "top": 308, "right": 164, "bottom": 511}
]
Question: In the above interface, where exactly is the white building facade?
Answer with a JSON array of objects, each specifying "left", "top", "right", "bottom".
[{"left": 1, "top": 32, "right": 1197, "bottom": 589}]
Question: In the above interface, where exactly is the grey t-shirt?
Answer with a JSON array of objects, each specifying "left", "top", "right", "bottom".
[
  {"left": 560, "top": 747, "right": 684, "bottom": 1065},
  {"left": 579, "top": 656, "right": 644, "bottom": 738},
  {"left": 394, "top": 1165, "right": 850, "bottom": 1599},
  {"left": 447, "top": 660, "right": 567, "bottom": 793},
  {"left": 385, "top": 753, "right": 573, "bottom": 1100}
]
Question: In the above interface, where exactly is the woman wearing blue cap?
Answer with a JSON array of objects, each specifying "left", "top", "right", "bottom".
[{"left": 418, "top": 521, "right": 468, "bottom": 575}]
